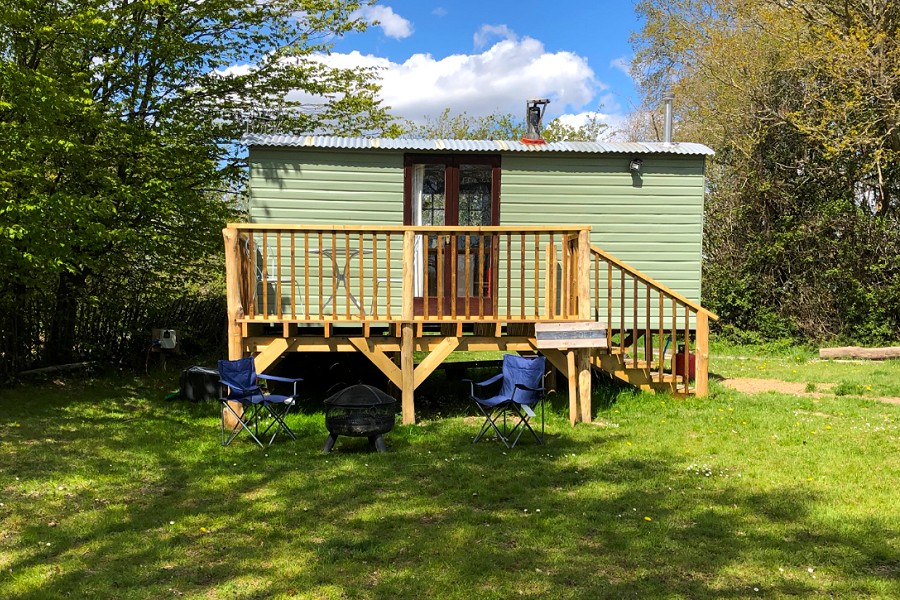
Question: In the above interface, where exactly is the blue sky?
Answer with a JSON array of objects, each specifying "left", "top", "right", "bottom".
[{"left": 323, "top": 1, "right": 643, "bottom": 136}]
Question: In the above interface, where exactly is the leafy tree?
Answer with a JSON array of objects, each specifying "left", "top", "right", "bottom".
[
  {"left": 401, "top": 108, "right": 524, "bottom": 140},
  {"left": 0, "top": 0, "right": 396, "bottom": 367},
  {"left": 541, "top": 112, "right": 608, "bottom": 142},
  {"left": 632, "top": 0, "right": 900, "bottom": 342},
  {"left": 402, "top": 107, "right": 607, "bottom": 141}
]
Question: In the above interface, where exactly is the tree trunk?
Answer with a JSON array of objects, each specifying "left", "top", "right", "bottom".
[
  {"left": 819, "top": 346, "right": 900, "bottom": 360},
  {"left": 45, "top": 271, "right": 87, "bottom": 365}
]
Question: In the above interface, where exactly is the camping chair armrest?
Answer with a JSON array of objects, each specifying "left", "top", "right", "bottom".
[
  {"left": 463, "top": 373, "right": 504, "bottom": 400},
  {"left": 510, "top": 383, "right": 544, "bottom": 403},
  {"left": 258, "top": 374, "right": 302, "bottom": 396},
  {"left": 514, "top": 383, "right": 544, "bottom": 393},
  {"left": 473, "top": 373, "right": 505, "bottom": 388}
]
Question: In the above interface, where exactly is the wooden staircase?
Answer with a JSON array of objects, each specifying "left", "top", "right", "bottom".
[
  {"left": 592, "top": 347, "right": 691, "bottom": 397},
  {"left": 586, "top": 244, "right": 718, "bottom": 398}
]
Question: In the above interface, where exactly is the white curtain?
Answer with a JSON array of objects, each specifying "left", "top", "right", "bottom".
[{"left": 412, "top": 164, "right": 424, "bottom": 296}]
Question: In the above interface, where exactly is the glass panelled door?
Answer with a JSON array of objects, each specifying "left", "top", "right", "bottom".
[
  {"left": 455, "top": 164, "right": 493, "bottom": 305},
  {"left": 405, "top": 155, "right": 500, "bottom": 316}
]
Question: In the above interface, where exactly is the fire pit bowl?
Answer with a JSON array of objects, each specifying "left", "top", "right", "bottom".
[{"left": 323, "top": 384, "right": 397, "bottom": 453}]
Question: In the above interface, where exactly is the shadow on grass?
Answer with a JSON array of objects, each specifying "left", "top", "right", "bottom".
[{"left": 1, "top": 376, "right": 897, "bottom": 599}]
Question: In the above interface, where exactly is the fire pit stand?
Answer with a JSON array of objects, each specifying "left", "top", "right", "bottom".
[{"left": 323, "top": 384, "right": 397, "bottom": 453}]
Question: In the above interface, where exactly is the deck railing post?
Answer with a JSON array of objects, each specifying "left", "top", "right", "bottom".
[
  {"left": 402, "top": 231, "right": 415, "bottom": 321},
  {"left": 695, "top": 311, "right": 710, "bottom": 397}
]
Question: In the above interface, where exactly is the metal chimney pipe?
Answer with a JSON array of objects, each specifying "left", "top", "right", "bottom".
[{"left": 663, "top": 88, "right": 675, "bottom": 144}]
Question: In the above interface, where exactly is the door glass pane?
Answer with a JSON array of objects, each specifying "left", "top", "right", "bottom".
[
  {"left": 458, "top": 164, "right": 492, "bottom": 296},
  {"left": 420, "top": 164, "right": 445, "bottom": 226},
  {"left": 419, "top": 164, "right": 445, "bottom": 296},
  {"left": 458, "top": 164, "right": 491, "bottom": 226}
]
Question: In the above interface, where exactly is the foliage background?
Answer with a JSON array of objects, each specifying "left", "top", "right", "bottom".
[
  {"left": 0, "top": 0, "right": 397, "bottom": 377},
  {"left": 633, "top": 0, "right": 900, "bottom": 343}
]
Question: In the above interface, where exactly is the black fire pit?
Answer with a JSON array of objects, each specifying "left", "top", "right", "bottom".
[{"left": 323, "top": 384, "right": 397, "bottom": 452}]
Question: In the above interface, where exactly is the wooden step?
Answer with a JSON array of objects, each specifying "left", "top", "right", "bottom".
[{"left": 589, "top": 348, "right": 694, "bottom": 396}]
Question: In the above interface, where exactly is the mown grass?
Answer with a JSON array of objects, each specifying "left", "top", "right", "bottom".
[
  {"left": 1, "top": 349, "right": 898, "bottom": 599},
  {"left": 710, "top": 340, "right": 900, "bottom": 398}
]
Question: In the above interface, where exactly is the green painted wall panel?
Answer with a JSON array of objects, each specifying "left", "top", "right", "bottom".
[
  {"left": 500, "top": 154, "right": 705, "bottom": 304},
  {"left": 249, "top": 149, "right": 404, "bottom": 225}
]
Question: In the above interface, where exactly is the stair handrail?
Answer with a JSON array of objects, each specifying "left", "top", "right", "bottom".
[
  {"left": 589, "top": 244, "right": 716, "bottom": 397},
  {"left": 590, "top": 245, "right": 718, "bottom": 321}
]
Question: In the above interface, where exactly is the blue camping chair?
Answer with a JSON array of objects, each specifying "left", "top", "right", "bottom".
[
  {"left": 466, "top": 354, "right": 546, "bottom": 448},
  {"left": 218, "top": 357, "right": 301, "bottom": 447}
]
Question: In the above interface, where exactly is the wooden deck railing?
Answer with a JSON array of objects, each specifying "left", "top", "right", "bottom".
[
  {"left": 223, "top": 224, "right": 593, "bottom": 325},
  {"left": 589, "top": 245, "right": 719, "bottom": 395}
]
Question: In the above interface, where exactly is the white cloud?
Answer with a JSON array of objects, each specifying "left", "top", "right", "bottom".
[
  {"left": 315, "top": 35, "right": 601, "bottom": 122},
  {"left": 354, "top": 5, "right": 413, "bottom": 40},
  {"left": 610, "top": 56, "right": 633, "bottom": 79},
  {"left": 473, "top": 24, "right": 516, "bottom": 48},
  {"left": 432, "top": 7, "right": 447, "bottom": 17}
]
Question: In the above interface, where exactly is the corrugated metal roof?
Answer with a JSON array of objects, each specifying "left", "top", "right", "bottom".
[{"left": 241, "top": 134, "right": 714, "bottom": 156}]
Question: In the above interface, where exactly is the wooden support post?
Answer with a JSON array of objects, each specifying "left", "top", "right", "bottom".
[
  {"left": 401, "top": 231, "right": 416, "bottom": 424},
  {"left": 566, "top": 349, "right": 578, "bottom": 427},
  {"left": 223, "top": 227, "right": 245, "bottom": 428},
  {"left": 401, "top": 323, "right": 415, "bottom": 425},
  {"left": 577, "top": 349, "right": 591, "bottom": 423},
  {"left": 576, "top": 230, "right": 592, "bottom": 422},
  {"left": 402, "top": 231, "right": 415, "bottom": 320},
  {"left": 695, "top": 312, "right": 709, "bottom": 397},
  {"left": 223, "top": 227, "right": 244, "bottom": 361}
]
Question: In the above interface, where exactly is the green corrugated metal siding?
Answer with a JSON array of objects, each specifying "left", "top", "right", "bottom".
[
  {"left": 249, "top": 149, "right": 404, "bottom": 224},
  {"left": 247, "top": 148, "right": 706, "bottom": 320},
  {"left": 501, "top": 154, "right": 705, "bottom": 304}
]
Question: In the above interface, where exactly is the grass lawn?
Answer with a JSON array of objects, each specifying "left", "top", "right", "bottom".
[{"left": 1, "top": 346, "right": 898, "bottom": 599}]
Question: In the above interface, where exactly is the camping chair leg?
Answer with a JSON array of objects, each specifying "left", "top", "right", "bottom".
[
  {"left": 507, "top": 402, "right": 544, "bottom": 448},
  {"left": 221, "top": 402, "right": 264, "bottom": 448},
  {"left": 473, "top": 404, "right": 514, "bottom": 448},
  {"left": 260, "top": 402, "right": 296, "bottom": 446}
]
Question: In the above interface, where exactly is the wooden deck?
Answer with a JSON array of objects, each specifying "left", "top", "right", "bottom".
[{"left": 223, "top": 224, "right": 717, "bottom": 425}]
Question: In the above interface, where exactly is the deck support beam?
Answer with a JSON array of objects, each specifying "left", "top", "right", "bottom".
[
  {"left": 413, "top": 336, "right": 459, "bottom": 389},
  {"left": 349, "top": 337, "right": 402, "bottom": 388},
  {"left": 254, "top": 337, "right": 289, "bottom": 374}
]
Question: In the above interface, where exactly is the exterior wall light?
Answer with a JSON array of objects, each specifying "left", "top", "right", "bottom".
[{"left": 629, "top": 158, "right": 643, "bottom": 173}]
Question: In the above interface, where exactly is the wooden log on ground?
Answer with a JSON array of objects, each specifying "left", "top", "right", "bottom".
[
  {"left": 819, "top": 346, "right": 900, "bottom": 360},
  {"left": 18, "top": 362, "right": 93, "bottom": 376}
]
